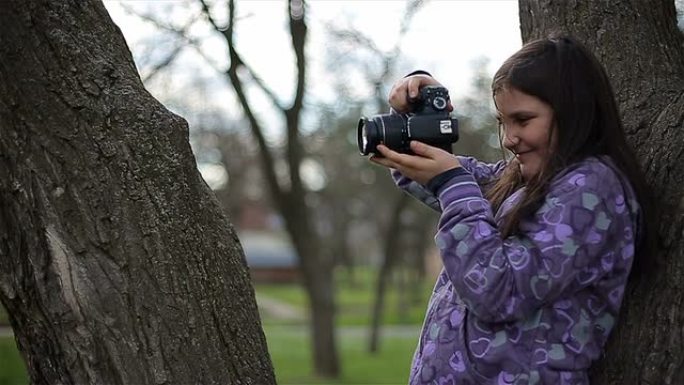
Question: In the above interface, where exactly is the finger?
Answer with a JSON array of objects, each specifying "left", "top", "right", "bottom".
[
  {"left": 389, "top": 94, "right": 408, "bottom": 113},
  {"left": 406, "top": 77, "right": 422, "bottom": 100},
  {"left": 376, "top": 144, "right": 405, "bottom": 163},
  {"left": 369, "top": 155, "right": 396, "bottom": 169},
  {"left": 370, "top": 149, "right": 403, "bottom": 167},
  {"left": 377, "top": 144, "right": 427, "bottom": 170},
  {"left": 410, "top": 141, "right": 441, "bottom": 159}
]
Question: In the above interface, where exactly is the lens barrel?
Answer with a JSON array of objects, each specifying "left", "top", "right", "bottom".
[{"left": 357, "top": 114, "right": 408, "bottom": 155}]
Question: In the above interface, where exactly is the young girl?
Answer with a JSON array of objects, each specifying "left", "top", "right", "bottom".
[{"left": 371, "top": 36, "right": 652, "bottom": 384}]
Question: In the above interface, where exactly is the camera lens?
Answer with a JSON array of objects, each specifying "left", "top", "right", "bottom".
[
  {"left": 357, "top": 114, "right": 408, "bottom": 155},
  {"left": 357, "top": 118, "right": 376, "bottom": 155}
]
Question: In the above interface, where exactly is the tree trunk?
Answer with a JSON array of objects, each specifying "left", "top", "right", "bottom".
[
  {"left": 0, "top": 1, "right": 275, "bottom": 384},
  {"left": 519, "top": 0, "right": 684, "bottom": 383},
  {"left": 218, "top": 0, "right": 340, "bottom": 376},
  {"left": 369, "top": 194, "right": 410, "bottom": 353},
  {"left": 281, "top": 197, "right": 339, "bottom": 376}
]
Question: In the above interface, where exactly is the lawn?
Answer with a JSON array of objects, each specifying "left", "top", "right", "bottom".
[
  {"left": 0, "top": 266, "right": 429, "bottom": 384},
  {"left": 0, "top": 309, "right": 7, "bottom": 325},
  {"left": 0, "top": 326, "right": 418, "bottom": 385},
  {"left": 257, "top": 267, "right": 433, "bottom": 327},
  {"left": 267, "top": 325, "right": 417, "bottom": 384},
  {"left": 0, "top": 336, "right": 27, "bottom": 385}
]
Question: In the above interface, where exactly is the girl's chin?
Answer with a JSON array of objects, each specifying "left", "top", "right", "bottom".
[{"left": 519, "top": 163, "right": 541, "bottom": 181}]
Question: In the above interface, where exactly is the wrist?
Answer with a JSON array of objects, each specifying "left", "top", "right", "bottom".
[{"left": 426, "top": 167, "right": 468, "bottom": 195}]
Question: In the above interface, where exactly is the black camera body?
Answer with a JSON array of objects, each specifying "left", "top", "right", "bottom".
[{"left": 357, "top": 85, "right": 459, "bottom": 156}]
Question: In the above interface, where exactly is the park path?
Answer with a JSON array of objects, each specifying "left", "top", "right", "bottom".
[
  {"left": 255, "top": 293, "right": 419, "bottom": 338},
  {"left": 255, "top": 293, "right": 305, "bottom": 322},
  {"left": 0, "top": 294, "right": 420, "bottom": 338},
  {"left": 0, "top": 324, "right": 418, "bottom": 339}
]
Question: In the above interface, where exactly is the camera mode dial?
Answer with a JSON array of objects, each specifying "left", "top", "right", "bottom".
[{"left": 432, "top": 96, "right": 447, "bottom": 111}]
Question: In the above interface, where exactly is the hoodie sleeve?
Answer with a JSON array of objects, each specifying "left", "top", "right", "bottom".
[
  {"left": 434, "top": 160, "right": 638, "bottom": 323},
  {"left": 457, "top": 156, "right": 507, "bottom": 190},
  {"left": 391, "top": 156, "right": 507, "bottom": 212}
]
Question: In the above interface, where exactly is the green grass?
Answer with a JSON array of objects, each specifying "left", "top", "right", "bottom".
[
  {"left": 0, "top": 327, "right": 418, "bottom": 385},
  {"left": 266, "top": 325, "right": 417, "bottom": 385},
  {"left": 0, "top": 307, "right": 8, "bottom": 326},
  {"left": 0, "top": 267, "right": 429, "bottom": 384},
  {"left": 257, "top": 267, "right": 433, "bottom": 327},
  {"left": 0, "top": 336, "right": 28, "bottom": 385}
]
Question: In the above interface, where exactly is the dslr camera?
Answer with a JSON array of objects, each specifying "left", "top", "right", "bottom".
[{"left": 357, "top": 85, "right": 459, "bottom": 156}]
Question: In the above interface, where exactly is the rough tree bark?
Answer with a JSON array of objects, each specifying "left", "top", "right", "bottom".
[
  {"left": 519, "top": 0, "right": 684, "bottom": 383},
  {"left": 0, "top": 1, "right": 275, "bottom": 384}
]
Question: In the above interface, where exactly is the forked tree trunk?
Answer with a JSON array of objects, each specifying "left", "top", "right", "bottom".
[
  {"left": 520, "top": 0, "right": 684, "bottom": 383},
  {"left": 369, "top": 194, "right": 410, "bottom": 353},
  {"left": 0, "top": 1, "right": 275, "bottom": 384},
  {"left": 220, "top": 0, "right": 340, "bottom": 376}
]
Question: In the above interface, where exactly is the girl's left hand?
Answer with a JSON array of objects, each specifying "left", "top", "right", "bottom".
[{"left": 370, "top": 141, "right": 462, "bottom": 185}]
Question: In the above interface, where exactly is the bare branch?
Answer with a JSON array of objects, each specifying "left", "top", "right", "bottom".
[
  {"left": 120, "top": 4, "right": 207, "bottom": 80},
  {"left": 287, "top": 0, "right": 308, "bottom": 114},
  {"left": 242, "top": 66, "right": 286, "bottom": 110},
  {"left": 197, "top": 0, "right": 285, "bottom": 111},
  {"left": 222, "top": 0, "right": 285, "bottom": 202},
  {"left": 326, "top": 27, "right": 384, "bottom": 56},
  {"left": 198, "top": 0, "right": 225, "bottom": 33},
  {"left": 142, "top": 43, "right": 185, "bottom": 83},
  {"left": 119, "top": 3, "right": 199, "bottom": 35},
  {"left": 398, "top": 0, "right": 428, "bottom": 37},
  {"left": 285, "top": 0, "right": 308, "bottom": 198},
  {"left": 326, "top": 0, "right": 426, "bottom": 83},
  {"left": 325, "top": 0, "right": 428, "bottom": 111}
]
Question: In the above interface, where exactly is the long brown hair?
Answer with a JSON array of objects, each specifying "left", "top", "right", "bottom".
[{"left": 486, "top": 35, "right": 655, "bottom": 274}]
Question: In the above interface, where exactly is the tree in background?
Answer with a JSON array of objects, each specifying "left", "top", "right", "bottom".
[
  {"left": 318, "top": 2, "right": 440, "bottom": 353},
  {"left": 121, "top": 0, "right": 438, "bottom": 376},
  {"left": 0, "top": 1, "right": 274, "bottom": 384},
  {"left": 123, "top": 0, "right": 342, "bottom": 376},
  {"left": 519, "top": 0, "right": 684, "bottom": 383}
]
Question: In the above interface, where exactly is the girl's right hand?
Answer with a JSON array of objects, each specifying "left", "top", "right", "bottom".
[{"left": 388, "top": 74, "right": 454, "bottom": 113}]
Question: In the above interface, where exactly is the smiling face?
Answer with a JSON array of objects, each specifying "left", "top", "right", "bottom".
[{"left": 494, "top": 87, "right": 555, "bottom": 181}]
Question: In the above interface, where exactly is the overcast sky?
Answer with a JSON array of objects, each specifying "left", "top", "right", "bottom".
[
  {"left": 103, "top": 1, "right": 522, "bottom": 189},
  {"left": 104, "top": 1, "right": 521, "bottom": 107}
]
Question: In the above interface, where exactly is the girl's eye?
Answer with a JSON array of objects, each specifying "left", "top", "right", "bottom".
[{"left": 516, "top": 117, "right": 531, "bottom": 126}]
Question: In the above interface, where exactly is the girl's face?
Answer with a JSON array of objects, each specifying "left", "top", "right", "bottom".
[{"left": 494, "top": 87, "right": 555, "bottom": 181}]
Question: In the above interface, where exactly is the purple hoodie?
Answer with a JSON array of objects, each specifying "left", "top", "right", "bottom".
[{"left": 392, "top": 155, "right": 640, "bottom": 385}]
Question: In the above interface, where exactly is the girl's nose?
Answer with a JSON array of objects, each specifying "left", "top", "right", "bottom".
[{"left": 502, "top": 131, "right": 520, "bottom": 150}]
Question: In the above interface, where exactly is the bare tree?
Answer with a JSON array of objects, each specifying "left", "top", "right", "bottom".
[
  {"left": 121, "top": 0, "right": 430, "bottom": 375},
  {"left": 324, "top": 1, "right": 441, "bottom": 354},
  {"left": 212, "top": 0, "right": 342, "bottom": 376},
  {"left": 0, "top": 1, "right": 275, "bottom": 384},
  {"left": 519, "top": 0, "right": 684, "bottom": 383}
]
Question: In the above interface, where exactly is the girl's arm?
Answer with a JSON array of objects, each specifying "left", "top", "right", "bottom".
[
  {"left": 456, "top": 156, "right": 507, "bottom": 191},
  {"left": 435, "top": 159, "right": 638, "bottom": 323},
  {"left": 391, "top": 156, "right": 507, "bottom": 212}
]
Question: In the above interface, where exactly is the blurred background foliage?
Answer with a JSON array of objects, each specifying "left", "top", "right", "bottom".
[{"left": 0, "top": 1, "right": 518, "bottom": 384}]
